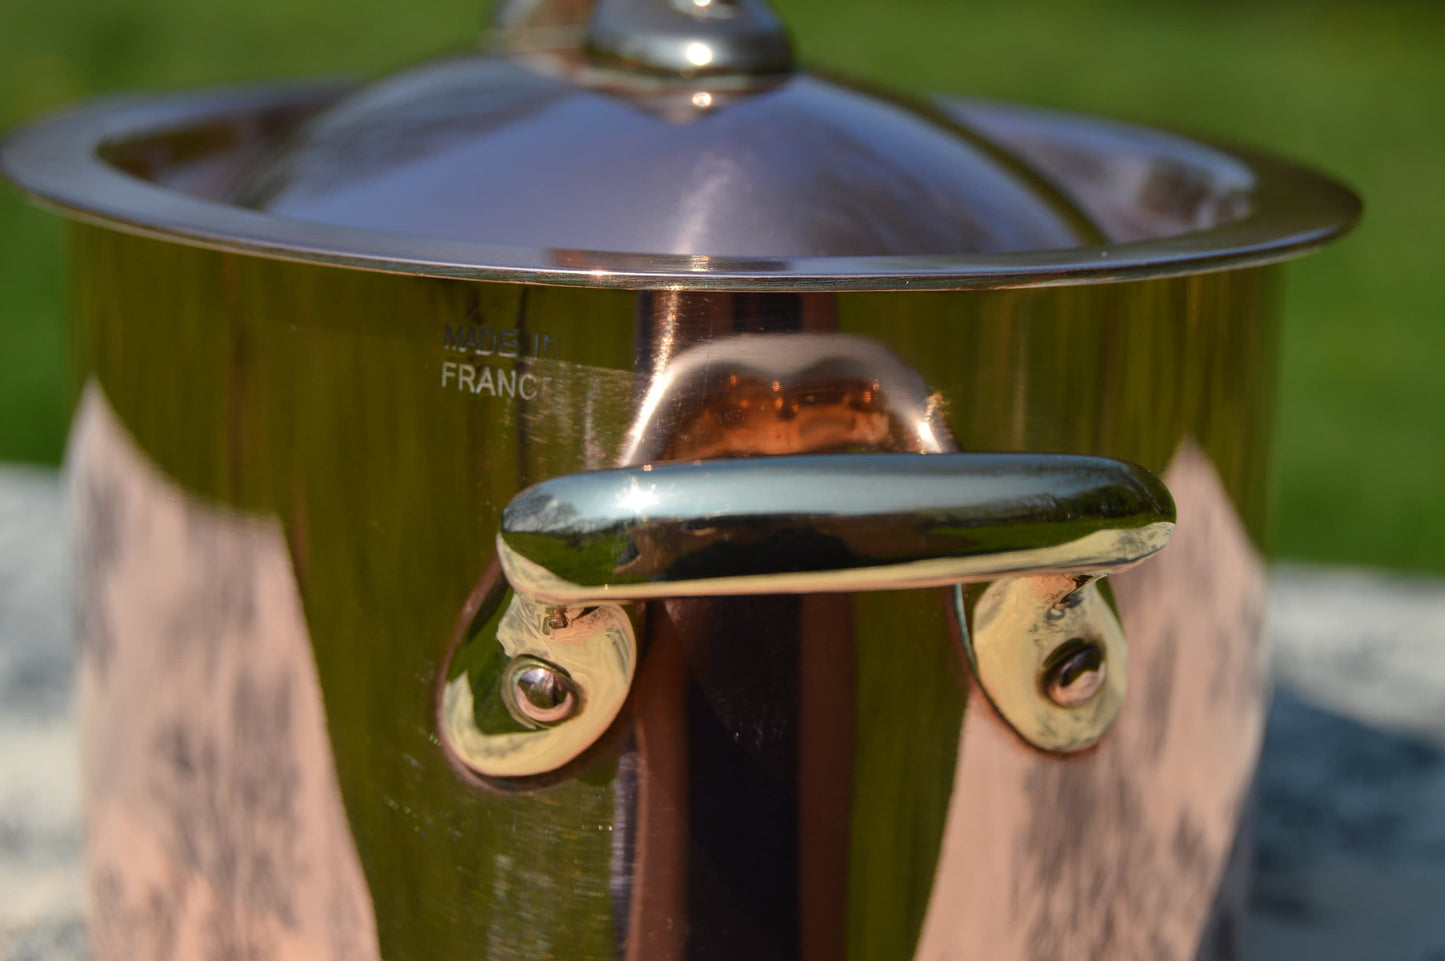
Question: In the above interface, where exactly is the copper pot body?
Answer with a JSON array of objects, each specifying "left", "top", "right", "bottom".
[{"left": 67, "top": 218, "right": 1278, "bottom": 960}]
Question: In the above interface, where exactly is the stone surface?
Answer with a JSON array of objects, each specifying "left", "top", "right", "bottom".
[
  {"left": 1, "top": 466, "right": 1443, "bottom": 960},
  {"left": 1244, "top": 567, "right": 1445, "bottom": 960},
  {"left": 0, "top": 467, "right": 83, "bottom": 961}
]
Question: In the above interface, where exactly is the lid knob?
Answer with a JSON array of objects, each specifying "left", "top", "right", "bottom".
[{"left": 584, "top": 0, "right": 794, "bottom": 76}]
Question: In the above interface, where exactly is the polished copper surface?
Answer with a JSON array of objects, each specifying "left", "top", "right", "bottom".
[
  {"left": 60, "top": 233, "right": 1290, "bottom": 958},
  {"left": 228, "top": 56, "right": 1096, "bottom": 259},
  {"left": 1, "top": 82, "right": 1356, "bottom": 289}
]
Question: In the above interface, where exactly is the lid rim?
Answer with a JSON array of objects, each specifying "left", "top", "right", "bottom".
[{"left": 1, "top": 81, "right": 1362, "bottom": 292}]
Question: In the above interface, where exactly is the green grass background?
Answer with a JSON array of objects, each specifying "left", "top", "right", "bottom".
[{"left": 1, "top": 0, "right": 1441, "bottom": 571}]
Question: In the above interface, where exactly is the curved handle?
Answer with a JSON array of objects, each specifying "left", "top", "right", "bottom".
[
  {"left": 497, "top": 452, "right": 1175, "bottom": 604},
  {"left": 449, "top": 452, "right": 1175, "bottom": 776}
]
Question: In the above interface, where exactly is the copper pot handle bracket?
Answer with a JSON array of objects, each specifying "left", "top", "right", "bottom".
[{"left": 444, "top": 453, "right": 1174, "bottom": 777}]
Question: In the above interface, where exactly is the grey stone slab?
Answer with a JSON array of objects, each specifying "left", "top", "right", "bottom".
[
  {"left": 1268, "top": 565, "right": 1445, "bottom": 751},
  {"left": 1240, "top": 565, "right": 1445, "bottom": 960},
  {"left": 0, "top": 466, "right": 70, "bottom": 725},
  {"left": 1243, "top": 690, "right": 1445, "bottom": 959},
  {"left": 0, "top": 467, "right": 83, "bottom": 961}
]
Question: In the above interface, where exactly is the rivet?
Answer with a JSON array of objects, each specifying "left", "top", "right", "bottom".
[
  {"left": 1042, "top": 639, "right": 1107, "bottom": 708},
  {"left": 1046, "top": 588, "right": 1087, "bottom": 619},
  {"left": 509, "top": 658, "right": 579, "bottom": 726}
]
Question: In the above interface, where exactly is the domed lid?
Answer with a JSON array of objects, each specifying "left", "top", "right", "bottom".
[
  {"left": 227, "top": 0, "right": 1102, "bottom": 259},
  {"left": 0, "top": 0, "right": 1360, "bottom": 290}
]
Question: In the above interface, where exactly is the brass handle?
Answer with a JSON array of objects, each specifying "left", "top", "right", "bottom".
[
  {"left": 446, "top": 453, "right": 1175, "bottom": 778},
  {"left": 497, "top": 452, "right": 1175, "bottom": 603}
]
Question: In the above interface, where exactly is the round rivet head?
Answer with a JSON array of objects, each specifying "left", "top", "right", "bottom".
[
  {"left": 1043, "top": 639, "right": 1108, "bottom": 708},
  {"left": 509, "top": 658, "right": 579, "bottom": 726},
  {"left": 442, "top": 590, "right": 635, "bottom": 778},
  {"left": 960, "top": 576, "right": 1127, "bottom": 753}
]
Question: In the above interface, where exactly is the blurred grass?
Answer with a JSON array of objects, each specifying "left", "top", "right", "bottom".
[{"left": 1, "top": 0, "right": 1441, "bottom": 571}]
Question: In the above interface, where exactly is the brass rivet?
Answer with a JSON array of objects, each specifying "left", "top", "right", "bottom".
[
  {"left": 509, "top": 658, "right": 579, "bottom": 726},
  {"left": 1042, "top": 639, "right": 1107, "bottom": 708}
]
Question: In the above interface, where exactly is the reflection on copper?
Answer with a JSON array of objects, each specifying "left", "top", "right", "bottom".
[
  {"left": 659, "top": 374, "right": 894, "bottom": 459},
  {"left": 916, "top": 438, "right": 1267, "bottom": 961},
  {"left": 623, "top": 332, "right": 953, "bottom": 465},
  {"left": 798, "top": 593, "right": 855, "bottom": 961},
  {"left": 621, "top": 317, "right": 876, "bottom": 961},
  {"left": 622, "top": 602, "right": 691, "bottom": 961},
  {"left": 646, "top": 289, "right": 686, "bottom": 382},
  {"left": 613, "top": 333, "right": 962, "bottom": 575},
  {"left": 71, "top": 385, "right": 381, "bottom": 961}
]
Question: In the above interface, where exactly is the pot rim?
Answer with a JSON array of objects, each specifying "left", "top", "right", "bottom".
[{"left": 2, "top": 80, "right": 1360, "bottom": 291}]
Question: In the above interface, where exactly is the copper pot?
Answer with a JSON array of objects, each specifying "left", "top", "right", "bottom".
[{"left": 1, "top": 1, "right": 1358, "bottom": 958}]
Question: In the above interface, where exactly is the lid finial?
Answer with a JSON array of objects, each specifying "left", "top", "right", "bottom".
[
  {"left": 585, "top": 0, "right": 794, "bottom": 76},
  {"left": 491, "top": 0, "right": 793, "bottom": 76}
]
